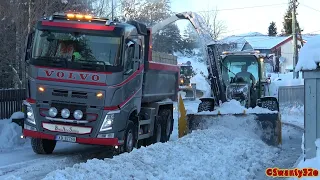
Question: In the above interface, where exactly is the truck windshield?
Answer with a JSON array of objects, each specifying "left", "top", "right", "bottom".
[
  {"left": 221, "top": 55, "right": 259, "bottom": 85},
  {"left": 31, "top": 30, "right": 122, "bottom": 69}
]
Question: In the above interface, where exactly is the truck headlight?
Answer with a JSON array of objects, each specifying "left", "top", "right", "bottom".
[
  {"left": 100, "top": 114, "right": 114, "bottom": 131},
  {"left": 26, "top": 105, "right": 36, "bottom": 125},
  {"left": 180, "top": 78, "right": 184, "bottom": 84}
]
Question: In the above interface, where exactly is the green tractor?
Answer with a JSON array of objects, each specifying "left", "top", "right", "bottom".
[{"left": 178, "top": 61, "right": 198, "bottom": 100}]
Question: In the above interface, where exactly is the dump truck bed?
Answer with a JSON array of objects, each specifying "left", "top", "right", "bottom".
[{"left": 142, "top": 51, "right": 179, "bottom": 103}]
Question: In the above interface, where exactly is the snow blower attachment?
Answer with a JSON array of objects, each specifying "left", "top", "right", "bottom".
[
  {"left": 178, "top": 46, "right": 283, "bottom": 146},
  {"left": 178, "top": 97, "right": 282, "bottom": 146}
]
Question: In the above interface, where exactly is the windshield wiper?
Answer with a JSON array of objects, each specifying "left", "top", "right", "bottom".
[
  {"left": 77, "top": 60, "right": 106, "bottom": 71},
  {"left": 32, "top": 56, "right": 68, "bottom": 67}
]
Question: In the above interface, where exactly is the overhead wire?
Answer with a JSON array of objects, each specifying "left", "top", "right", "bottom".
[{"left": 195, "top": 3, "right": 288, "bottom": 13}]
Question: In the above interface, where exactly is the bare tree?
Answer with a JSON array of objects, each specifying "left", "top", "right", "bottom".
[{"left": 199, "top": 7, "right": 227, "bottom": 40}]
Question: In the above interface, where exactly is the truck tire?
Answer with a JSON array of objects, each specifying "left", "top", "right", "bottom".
[
  {"left": 145, "top": 118, "right": 162, "bottom": 146},
  {"left": 123, "top": 121, "right": 137, "bottom": 153},
  {"left": 31, "top": 138, "right": 56, "bottom": 154},
  {"left": 159, "top": 109, "right": 173, "bottom": 142},
  {"left": 198, "top": 101, "right": 214, "bottom": 112}
]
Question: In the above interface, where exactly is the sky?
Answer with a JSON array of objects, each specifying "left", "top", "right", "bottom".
[{"left": 170, "top": 0, "right": 320, "bottom": 38}]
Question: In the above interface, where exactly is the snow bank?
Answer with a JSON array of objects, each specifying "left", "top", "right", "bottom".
[
  {"left": 190, "top": 73, "right": 211, "bottom": 97},
  {"left": 295, "top": 35, "right": 320, "bottom": 71},
  {"left": 44, "top": 116, "right": 278, "bottom": 180},
  {"left": 0, "top": 112, "right": 28, "bottom": 151},
  {"left": 267, "top": 72, "right": 304, "bottom": 97},
  {"left": 196, "top": 100, "right": 277, "bottom": 115}
]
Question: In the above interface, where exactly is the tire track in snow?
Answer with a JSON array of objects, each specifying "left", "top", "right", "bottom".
[
  {"left": 0, "top": 145, "right": 114, "bottom": 180},
  {"left": 257, "top": 124, "right": 304, "bottom": 180}
]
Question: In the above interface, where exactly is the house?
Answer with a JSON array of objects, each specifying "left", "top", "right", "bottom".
[{"left": 219, "top": 32, "right": 307, "bottom": 73}]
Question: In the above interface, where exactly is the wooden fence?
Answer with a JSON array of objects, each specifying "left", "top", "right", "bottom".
[{"left": 0, "top": 89, "right": 26, "bottom": 119}]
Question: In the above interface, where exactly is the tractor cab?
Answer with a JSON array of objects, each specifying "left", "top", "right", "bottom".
[{"left": 220, "top": 51, "right": 270, "bottom": 108}]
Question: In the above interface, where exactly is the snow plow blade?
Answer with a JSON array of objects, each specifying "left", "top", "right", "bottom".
[
  {"left": 186, "top": 113, "right": 282, "bottom": 146},
  {"left": 179, "top": 83, "right": 197, "bottom": 100}
]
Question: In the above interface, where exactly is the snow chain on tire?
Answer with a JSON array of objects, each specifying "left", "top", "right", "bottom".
[{"left": 198, "top": 101, "right": 214, "bottom": 112}]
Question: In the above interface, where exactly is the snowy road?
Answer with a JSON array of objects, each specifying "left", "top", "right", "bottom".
[
  {"left": 0, "top": 100, "right": 304, "bottom": 180},
  {"left": 0, "top": 143, "right": 113, "bottom": 179}
]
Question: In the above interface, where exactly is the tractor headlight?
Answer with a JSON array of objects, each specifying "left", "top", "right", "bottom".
[
  {"left": 100, "top": 114, "right": 114, "bottom": 132},
  {"left": 180, "top": 78, "right": 184, "bottom": 84},
  {"left": 267, "top": 78, "right": 271, "bottom": 84},
  {"left": 26, "top": 105, "right": 36, "bottom": 125}
]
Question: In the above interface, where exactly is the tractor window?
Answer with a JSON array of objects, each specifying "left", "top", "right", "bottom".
[{"left": 221, "top": 55, "right": 259, "bottom": 85}]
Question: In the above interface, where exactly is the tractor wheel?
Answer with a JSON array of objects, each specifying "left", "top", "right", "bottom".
[{"left": 198, "top": 100, "right": 214, "bottom": 112}]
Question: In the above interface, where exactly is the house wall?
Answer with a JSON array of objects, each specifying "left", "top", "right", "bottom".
[{"left": 280, "top": 39, "right": 302, "bottom": 73}]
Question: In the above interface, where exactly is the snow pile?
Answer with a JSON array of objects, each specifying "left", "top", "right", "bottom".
[
  {"left": 197, "top": 100, "right": 277, "bottom": 115},
  {"left": 0, "top": 112, "right": 28, "bottom": 151},
  {"left": 43, "top": 116, "right": 278, "bottom": 180},
  {"left": 295, "top": 35, "right": 320, "bottom": 71},
  {"left": 292, "top": 139, "right": 320, "bottom": 180},
  {"left": 190, "top": 73, "right": 211, "bottom": 97},
  {"left": 267, "top": 72, "right": 304, "bottom": 97}
]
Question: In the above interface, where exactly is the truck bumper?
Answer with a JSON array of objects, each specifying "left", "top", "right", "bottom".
[{"left": 23, "top": 129, "right": 120, "bottom": 146}]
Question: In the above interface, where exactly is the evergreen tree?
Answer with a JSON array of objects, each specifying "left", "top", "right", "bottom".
[
  {"left": 268, "top": 21, "right": 277, "bottom": 36},
  {"left": 282, "top": 5, "right": 301, "bottom": 36}
]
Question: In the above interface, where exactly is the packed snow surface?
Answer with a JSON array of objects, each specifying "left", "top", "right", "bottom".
[
  {"left": 196, "top": 100, "right": 277, "bottom": 115},
  {"left": 295, "top": 35, "right": 320, "bottom": 71},
  {"left": 43, "top": 116, "right": 278, "bottom": 180},
  {"left": 0, "top": 118, "right": 28, "bottom": 151}
]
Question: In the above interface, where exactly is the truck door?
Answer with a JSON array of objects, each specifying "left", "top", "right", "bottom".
[{"left": 123, "top": 38, "right": 143, "bottom": 102}]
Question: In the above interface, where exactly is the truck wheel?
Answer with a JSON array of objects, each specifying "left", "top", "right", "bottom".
[
  {"left": 31, "top": 138, "right": 56, "bottom": 154},
  {"left": 159, "top": 109, "right": 173, "bottom": 142},
  {"left": 123, "top": 121, "right": 137, "bottom": 153},
  {"left": 198, "top": 101, "right": 214, "bottom": 112}
]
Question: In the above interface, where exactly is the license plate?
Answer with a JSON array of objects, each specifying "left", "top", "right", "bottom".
[{"left": 55, "top": 135, "right": 76, "bottom": 143}]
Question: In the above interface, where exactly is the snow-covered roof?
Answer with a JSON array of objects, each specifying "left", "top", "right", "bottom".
[
  {"left": 219, "top": 34, "right": 290, "bottom": 51},
  {"left": 245, "top": 36, "right": 290, "bottom": 50},
  {"left": 295, "top": 35, "right": 320, "bottom": 71}
]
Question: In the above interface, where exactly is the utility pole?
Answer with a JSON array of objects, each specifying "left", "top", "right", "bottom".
[
  {"left": 292, "top": 0, "right": 299, "bottom": 78},
  {"left": 111, "top": 0, "right": 114, "bottom": 20}
]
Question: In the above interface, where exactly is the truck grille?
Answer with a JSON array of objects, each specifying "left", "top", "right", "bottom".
[
  {"left": 51, "top": 103, "right": 87, "bottom": 120},
  {"left": 52, "top": 89, "right": 88, "bottom": 99}
]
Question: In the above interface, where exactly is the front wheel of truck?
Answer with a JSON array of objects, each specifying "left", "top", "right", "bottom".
[
  {"left": 31, "top": 138, "right": 57, "bottom": 154},
  {"left": 123, "top": 121, "right": 137, "bottom": 153}
]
